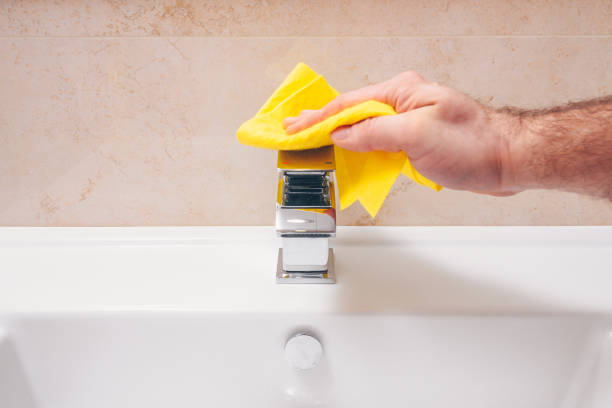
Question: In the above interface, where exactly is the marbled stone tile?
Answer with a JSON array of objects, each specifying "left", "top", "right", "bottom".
[
  {"left": 575, "top": 195, "right": 612, "bottom": 225},
  {"left": 2, "top": 0, "right": 611, "bottom": 37},
  {"left": 0, "top": 37, "right": 611, "bottom": 225},
  {"left": 0, "top": 3, "right": 7, "bottom": 36}
]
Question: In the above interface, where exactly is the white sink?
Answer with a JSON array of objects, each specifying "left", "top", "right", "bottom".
[{"left": 1, "top": 227, "right": 611, "bottom": 407}]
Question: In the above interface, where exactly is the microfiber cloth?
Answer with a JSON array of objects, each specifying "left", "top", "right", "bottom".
[{"left": 237, "top": 63, "right": 442, "bottom": 217}]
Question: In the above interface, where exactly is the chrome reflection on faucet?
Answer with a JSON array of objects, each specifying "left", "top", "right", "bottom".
[{"left": 275, "top": 146, "right": 336, "bottom": 283}]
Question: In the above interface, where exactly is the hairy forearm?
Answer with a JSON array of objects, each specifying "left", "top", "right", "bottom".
[{"left": 501, "top": 96, "right": 612, "bottom": 199}]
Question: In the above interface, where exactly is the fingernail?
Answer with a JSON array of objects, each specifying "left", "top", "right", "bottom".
[{"left": 331, "top": 128, "right": 349, "bottom": 141}]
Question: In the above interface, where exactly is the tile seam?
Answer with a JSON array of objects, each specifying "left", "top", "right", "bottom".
[{"left": 0, "top": 35, "right": 611, "bottom": 40}]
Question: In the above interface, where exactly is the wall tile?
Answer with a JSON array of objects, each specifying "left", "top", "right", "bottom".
[
  {"left": 1, "top": 37, "right": 610, "bottom": 225},
  {"left": 576, "top": 195, "right": 612, "bottom": 225},
  {"left": 3, "top": 0, "right": 611, "bottom": 37},
  {"left": 0, "top": 4, "right": 7, "bottom": 36}
]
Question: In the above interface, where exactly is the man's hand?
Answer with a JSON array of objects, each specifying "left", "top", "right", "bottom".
[
  {"left": 283, "top": 71, "right": 520, "bottom": 196},
  {"left": 283, "top": 72, "right": 612, "bottom": 200}
]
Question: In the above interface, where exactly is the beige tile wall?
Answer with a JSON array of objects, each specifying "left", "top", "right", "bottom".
[{"left": 1, "top": 0, "right": 611, "bottom": 226}]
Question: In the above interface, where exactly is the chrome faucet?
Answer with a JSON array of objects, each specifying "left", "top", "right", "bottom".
[{"left": 275, "top": 146, "right": 336, "bottom": 283}]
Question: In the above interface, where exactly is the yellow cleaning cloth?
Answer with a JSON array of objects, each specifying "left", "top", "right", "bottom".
[{"left": 237, "top": 63, "right": 442, "bottom": 217}]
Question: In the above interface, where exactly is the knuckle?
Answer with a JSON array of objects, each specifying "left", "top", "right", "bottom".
[
  {"left": 298, "top": 109, "right": 314, "bottom": 119},
  {"left": 354, "top": 118, "right": 377, "bottom": 150},
  {"left": 359, "top": 117, "right": 376, "bottom": 137},
  {"left": 329, "top": 96, "right": 346, "bottom": 111},
  {"left": 434, "top": 87, "right": 456, "bottom": 112},
  {"left": 396, "top": 70, "right": 424, "bottom": 83},
  {"left": 436, "top": 86, "right": 453, "bottom": 102}
]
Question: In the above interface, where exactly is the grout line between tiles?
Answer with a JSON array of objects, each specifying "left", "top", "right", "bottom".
[{"left": 0, "top": 35, "right": 611, "bottom": 40}]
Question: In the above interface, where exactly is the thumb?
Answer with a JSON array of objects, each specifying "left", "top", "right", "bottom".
[{"left": 330, "top": 115, "right": 407, "bottom": 152}]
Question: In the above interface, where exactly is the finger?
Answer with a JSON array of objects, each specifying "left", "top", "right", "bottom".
[
  {"left": 282, "top": 109, "right": 316, "bottom": 129},
  {"left": 330, "top": 115, "right": 410, "bottom": 153},
  {"left": 282, "top": 116, "right": 298, "bottom": 128},
  {"left": 286, "top": 71, "right": 433, "bottom": 134},
  {"left": 392, "top": 82, "right": 446, "bottom": 112},
  {"left": 285, "top": 84, "right": 389, "bottom": 134}
]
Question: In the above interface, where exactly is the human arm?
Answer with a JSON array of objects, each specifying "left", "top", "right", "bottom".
[
  {"left": 283, "top": 72, "right": 612, "bottom": 199},
  {"left": 503, "top": 98, "right": 612, "bottom": 200}
]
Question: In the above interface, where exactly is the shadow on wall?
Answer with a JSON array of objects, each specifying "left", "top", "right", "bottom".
[{"left": 0, "top": 330, "right": 39, "bottom": 408}]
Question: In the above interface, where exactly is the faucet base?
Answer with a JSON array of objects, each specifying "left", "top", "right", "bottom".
[{"left": 276, "top": 248, "right": 336, "bottom": 284}]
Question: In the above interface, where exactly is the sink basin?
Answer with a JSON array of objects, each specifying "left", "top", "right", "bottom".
[{"left": 1, "top": 227, "right": 611, "bottom": 407}]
